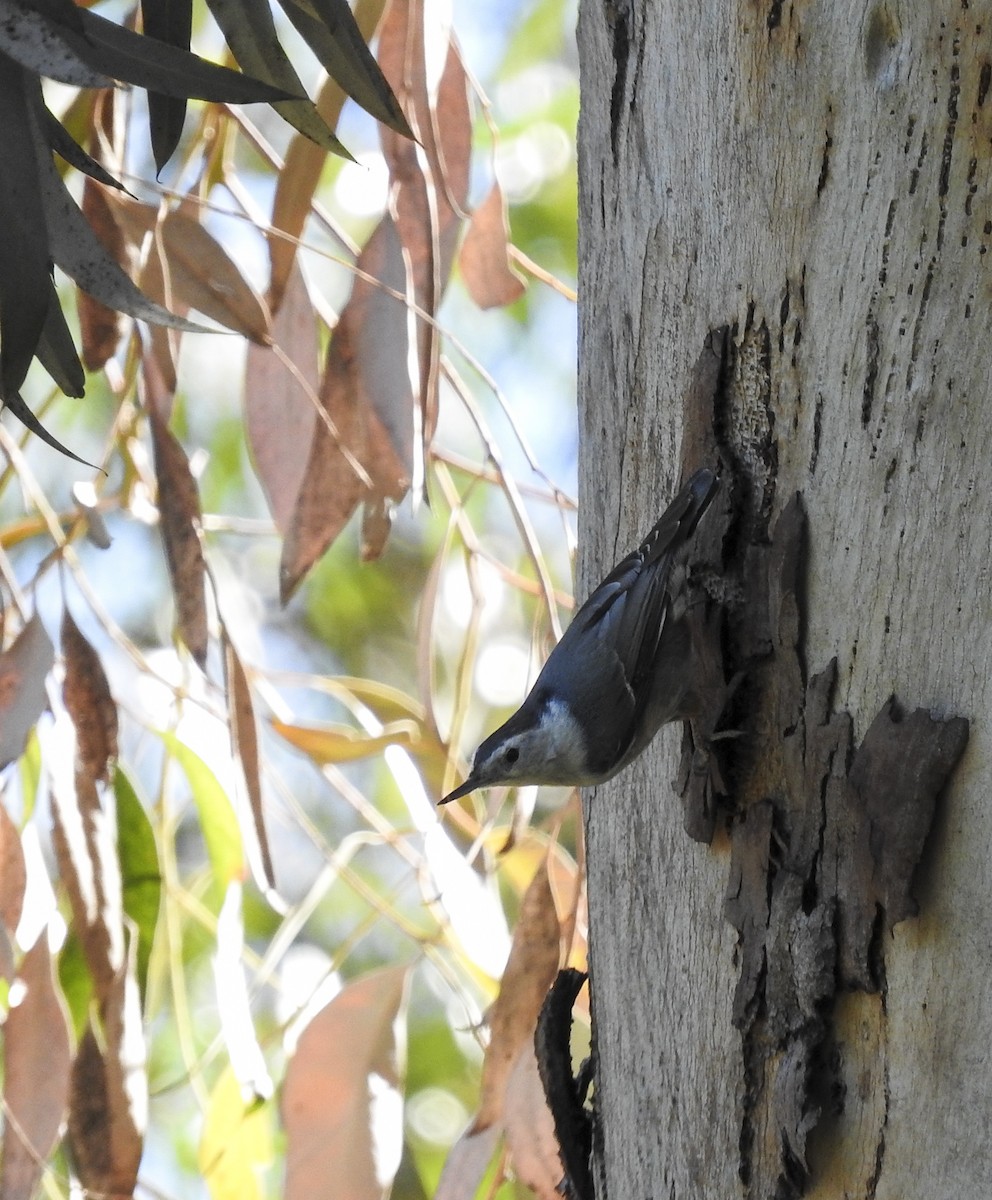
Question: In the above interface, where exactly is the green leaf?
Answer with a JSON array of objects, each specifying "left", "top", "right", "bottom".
[
  {"left": 114, "top": 765, "right": 162, "bottom": 1006},
  {"left": 2, "top": 391, "right": 94, "bottom": 465},
  {"left": 57, "top": 930, "right": 94, "bottom": 1041},
  {"left": 36, "top": 280, "right": 85, "bottom": 398},
  {"left": 276, "top": 0, "right": 412, "bottom": 138},
  {"left": 205, "top": 0, "right": 353, "bottom": 158},
  {"left": 17, "top": 728, "right": 43, "bottom": 822},
  {"left": 75, "top": 7, "right": 299, "bottom": 103},
  {"left": 31, "top": 108, "right": 212, "bottom": 335},
  {"left": 0, "top": 62, "right": 50, "bottom": 398},
  {"left": 0, "top": 0, "right": 114, "bottom": 87},
  {"left": 140, "top": 0, "right": 194, "bottom": 172},
  {"left": 160, "top": 732, "right": 245, "bottom": 905},
  {"left": 43, "top": 105, "right": 130, "bottom": 192}
]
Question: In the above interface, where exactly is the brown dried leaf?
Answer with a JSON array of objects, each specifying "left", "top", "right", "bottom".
[
  {"left": 475, "top": 862, "right": 561, "bottom": 1132},
  {"left": 503, "top": 1043, "right": 563, "bottom": 1199},
  {"left": 0, "top": 614, "right": 55, "bottom": 770},
  {"left": 138, "top": 232, "right": 184, "bottom": 400},
  {"left": 283, "top": 965, "right": 409, "bottom": 1200},
  {"left": 271, "top": 716, "right": 418, "bottom": 763},
  {"left": 67, "top": 961, "right": 145, "bottom": 1200},
  {"left": 62, "top": 609, "right": 118, "bottom": 786},
  {"left": 109, "top": 195, "right": 271, "bottom": 342},
  {"left": 459, "top": 181, "right": 526, "bottom": 310},
  {"left": 223, "top": 635, "right": 274, "bottom": 890},
  {"left": 244, "top": 259, "right": 318, "bottom": 534},
  {"left": 0, "top": 801, "right": 26, "bottom": 955},
  {"left": 50, "top": 768, "right": 124, "bottom": 1004},
  {"left": 371, "top": 0, "right": 471, "bottom": 485},
  {"left": 0, "top": 936, "right": 72, "bottom": 1200},
  {"left": 279, "top": 324, "right": 368, "bottom": 602},
  {"left": 79, "top": 177, "right": 124, "bottom": 370},
  {"left": 434, "top": 1124, "right": 501, "bottom": 1200},
  {"left": 280, "top": 7, "right": 474, "bottom": 585},
  {"left": 149, "top": 407, "right": 208, "bottom": 668}
]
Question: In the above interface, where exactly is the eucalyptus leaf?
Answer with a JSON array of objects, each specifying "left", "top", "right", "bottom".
[
  {"left": 0, "top": 62, "right": 51, "bottom": 398},
  {"left": 75, "top": 6, "right": 300, "bottom": 102},
  {"left": 141, "top": 0, "right": 193, "bottom": 172},
  {"left": 276, "top": 0, "right": 412, "bottom": 137},
  {"left": 0, "top": 1, "right": 114, "bottom": 87},
  {"left": 206, "top": 0, "right": 353, "bottom": 158}
]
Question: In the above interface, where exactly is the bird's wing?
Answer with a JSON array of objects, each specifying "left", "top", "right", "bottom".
[{"left": 539, "top": 469, "right": 718, "bottom": 775}]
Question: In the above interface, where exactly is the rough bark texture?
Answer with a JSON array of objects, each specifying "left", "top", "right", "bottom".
[{"left": 577, "top": 2, "right": 991, "bottom": 1197}]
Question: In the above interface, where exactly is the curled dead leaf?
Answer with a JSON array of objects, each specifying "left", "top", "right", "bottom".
[
  {"left": 473, "top": 861, "right": 561, "bottom": 1133},
  {"left": 459, "top": 181, "right": 526, "bottom": 310},
  {"left": 62, "top": 609, "right": 119, "bottom": 786},
  {"left": 148, "top": 406, "right": 209, "bottom": 668}
]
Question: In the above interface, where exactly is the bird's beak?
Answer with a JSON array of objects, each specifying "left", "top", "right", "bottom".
[{"left": 439, "top": 773, "right": 480, "bottom": 805}]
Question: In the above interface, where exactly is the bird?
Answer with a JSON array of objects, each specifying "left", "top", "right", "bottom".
[{"left": 440, "top": 467, "right": 720, "bottom": 804}]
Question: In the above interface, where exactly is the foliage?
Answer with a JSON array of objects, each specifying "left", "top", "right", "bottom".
[{"left": 0, "top": 1, "right": 582, "bottom": 1198}]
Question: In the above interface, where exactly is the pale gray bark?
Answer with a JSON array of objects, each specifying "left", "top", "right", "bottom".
[{"left": 577, "top": 1, "right": 992, "bottom": 1197}]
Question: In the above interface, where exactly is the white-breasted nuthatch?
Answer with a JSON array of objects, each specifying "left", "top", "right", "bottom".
[{"left": 440, "top": 467, "right": 719, "bottom": 803}]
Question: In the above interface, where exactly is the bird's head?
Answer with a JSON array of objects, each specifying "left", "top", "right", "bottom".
[{"left": 440, "top": 696, "right": 588, "bottom": 803}]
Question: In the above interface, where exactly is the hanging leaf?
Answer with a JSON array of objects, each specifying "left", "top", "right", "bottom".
[
  {"left": 0, "top": 62, "right": 51, "bottom": 399},
  {"left": 67, "top": 955, "right": 146, "bottom": 1200},
  {"left": 114, "top": 766, "right": 161, "bottom": 1005},
  {"left": 160, "top": 732, "right": 246, "bottom": 898},
  {"left": 282, "top": 964, "right": 409, "bottom": 1200},
  {"left": 205, "top": 0, "right": 352, "bottom": 158},
  {"left": 37, "top": 134, "right": 211, "bottom": 335},
  {"left": 0, "top": 614, "right": 55, "bottom": 770},
  {"left": 460, "top": 181, "right": 526, "bottom": 309},
  {"left": 271, "top": 716, "right": 418, "bottom": 764},
  {"left": 76, "top": 6, "right": 296, "bottom": 102},
  {"left": 502, "top": 1043, "right": 564, "bottom": 1199},
  {"left": 199, "top": 1068, "right": 273, "bottom": 1200},
  {"left": 213, "top": 884, "right": 273, "bottom": 1099},
  {"left": 36, "top": 279, "right": 85, "bottom": 396},
  {"left": 140, "top": 0, "right": 194, "bottom": 172},
  {"left": 245, "top": 260, "right": 319, "bottom": 533},
  {"left": 0, "top": 935, "right": 72, "bottom": 1200},
  {"left": 148, "top": 406, "right": 209, "bottom": 668},
  {"left": 275, "top": 0, "right": 411, "bottom": 138},
  {"left": 223, "top": 632, "right": 275, "bottom": 890},
  {"left": 79, "top": 177, "right": 126, "bottom": 371},
  {"left": 0, "top": 803, "right": 26, "bottom": 957},
  {"left": 43, "top": 101, "right": 131, "bottom": 193},
  {"left": 434, "top": 1125, "right": 501, "bottom": 1200},
  {"left": 109, "top": 195, "right": 271, "bottom": 341},
  {"left": 61, "top": 608, "right": 119, "bottom": 786},
  {"left": 49, "top": 769, "right": 124, "bottom": 1003},
  {"left": 473, "top": 862, "right": 560, "bottom": 1132}
]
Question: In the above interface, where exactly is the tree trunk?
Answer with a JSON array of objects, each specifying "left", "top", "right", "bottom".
[{"left": 576, "top": 2, "right": 990, "bottom": 1196}]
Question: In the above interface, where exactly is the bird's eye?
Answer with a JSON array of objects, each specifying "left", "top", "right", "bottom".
[{"left": 505, "top": 747, "right": 520, "bottom": 765}]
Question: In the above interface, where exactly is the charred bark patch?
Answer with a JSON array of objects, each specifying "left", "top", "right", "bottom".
[{"left": 676, "top": 328, "right": 970, "bottom": 1198}]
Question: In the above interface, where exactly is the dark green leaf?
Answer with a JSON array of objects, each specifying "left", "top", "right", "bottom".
[
  {"left": 36, "top": 281, "right": 85, "bottom": 397},
  {"left": 206, "top": 0, "right": 353, "bottom": 158},
  {"left": 114, "top": 765, "right": 161, "bottom": 1006},
  {"left": 141, "top": 0, "right": 193, "bottom": 172},
  {"left": 34, "top": 124, "right": 212, "bottom": 333},
  {"left": 74, "top": 6, "right": 299, "bottom": 102},
  {"left": 276, "top": 0, "right": 412, "bottom": 137},
  {"left": 43, "top": 104, "right": 131, "bottom": 193},
  {"left": 3, "top": 392, "right": 94, "bottom": 464},
  {"left": 0, "top": 1, "right": 114, "bottom": 87},
  {"left": 0, "top": 60, "right": 51, "bottom": 398}
]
